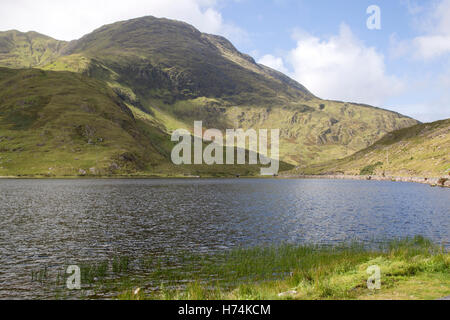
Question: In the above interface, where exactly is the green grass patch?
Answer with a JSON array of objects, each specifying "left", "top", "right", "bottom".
[
  {"left": 32, "top": 236, "right": 446, "bottom": 300},
  {"left": 134, "top": 237, "right": 447, "bottom": 300},
  {"left": 360, "top": 161, "right": 384, "bottom": 176}
]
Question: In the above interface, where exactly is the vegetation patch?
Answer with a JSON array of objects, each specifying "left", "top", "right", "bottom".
[
  {"left": 30, "top": 237, "right": 448, "bottom": 300},
  {"left": 360, "top": 161, "right": 383, "bottom": 175}
]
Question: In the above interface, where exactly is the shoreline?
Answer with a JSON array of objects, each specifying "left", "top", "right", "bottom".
[
  {"left": 0, "top": 173, "right": 449, "bottom": 188},
  {"left": 22, "top": 237, "right": 448, "bottom": 300},
  {"left": 112, "top": 238, "right": 448, "bottom": 300},
  {"left": 279, "top": 174, "right": 450, "bottom": 188}
]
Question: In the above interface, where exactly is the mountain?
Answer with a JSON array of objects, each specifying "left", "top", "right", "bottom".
[
  {"left": 297, "top": 119, "right": 450, "bottom": 178},
  {"left": 0, "top": 16, "right": 420, "bottom": 176}
]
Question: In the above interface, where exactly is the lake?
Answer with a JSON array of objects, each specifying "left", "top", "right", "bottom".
[{"left": 0, "top": 178, "right": 448, "bottom": 299}]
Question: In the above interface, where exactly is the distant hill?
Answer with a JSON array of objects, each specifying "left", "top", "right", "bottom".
[
  {"left": 296, "top": 119, "right": 450, "bottom": 178},
  {"left": 0, "top": 30, "right": 66, "bottom": 68},
  {"left": 0, "top": 16, "right": 420, "bottom": 176}
]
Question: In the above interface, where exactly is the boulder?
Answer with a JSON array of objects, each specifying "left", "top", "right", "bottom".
[{"left": 278, "top": 290, "right": 298, "bottom": 297}]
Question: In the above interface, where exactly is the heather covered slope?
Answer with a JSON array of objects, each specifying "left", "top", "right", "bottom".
[{"left": 296, "top": 119, "right": 450, "bottom": 178}]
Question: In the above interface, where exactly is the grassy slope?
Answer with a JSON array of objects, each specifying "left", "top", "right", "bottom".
[
  {"left": 0, "top": 67, "right": 165, "bottom": 176},
  {"left": 0, "top": 67, "right": 288, "bottom": 176},
  {"left": 0, "top": 30, "right": 66, "bottom": 68},
  {"left": 0, "top": 17, "right": 418, "bottom": 167},
  {"left": 296, "top": 119, "right": 450, "bottom": 178}
]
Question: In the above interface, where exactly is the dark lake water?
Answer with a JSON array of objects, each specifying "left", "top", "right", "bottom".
[{"left": 0, "top": 178, "right": 449, "bottom": 299}]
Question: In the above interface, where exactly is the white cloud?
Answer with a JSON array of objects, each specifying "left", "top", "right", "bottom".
[
  {"left": 412, "top": 0, "right": 450, "bottom": 59},
  {"left": 433, "top": 0, "right": 450, "bottom": 34},
  {"left": 258, "top": 54, "right": 288, "bottom": 74},
  {"left": 393, "top": 0, "right": 450, "bottom": 60},
  {"left": 268, "top": 24, "right": 404, "bottom": 106},
  {"left": 412, "top": 35, "right": 450, "bottom": 60},
  {"left": 385, "top": 0, "right": 450, "bottom": 122},
  {"left": 387, "top": 65, "right": 450, "bottom": 122},
  {"left": 0, "top": 0, "right": 244, "bottom": 42}
]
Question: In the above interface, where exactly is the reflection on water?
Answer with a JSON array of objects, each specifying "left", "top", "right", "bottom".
[{"left": 0, "top": 178, "right": 448, "bottom": 299}]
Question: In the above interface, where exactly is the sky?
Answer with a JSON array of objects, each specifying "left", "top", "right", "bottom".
[{"left": 0, "top": 0, "right": 449, "bottom": 122}]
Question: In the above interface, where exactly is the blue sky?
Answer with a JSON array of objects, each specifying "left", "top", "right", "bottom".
[
  {"left": 221, "top": 0, "right": 412, "bottom": 54},
  {"left": 0, "top": 0, "right": 449, "bottom": 122},
  {"left": 217, "top": 0, "right": 450, "bottom": 122}
]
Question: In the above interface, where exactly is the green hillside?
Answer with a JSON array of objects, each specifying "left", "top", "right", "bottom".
[
  {"left": 0, "top": 16, "right": 422, "bottom": 176},
  {"left": 296, "top": 119, "right": 450, "bottom": 178},
  {"left": 0, "top": 67, "right": 162, "bottom": 176},
  {"left": 49, "top": 16, "right": 418, "bottom": 165},
  {"left": 0, "top": 67, "right": 284, "bottom": 177},
  {"left": 0, "top": 30, "right": 66, "bottom": 68}
]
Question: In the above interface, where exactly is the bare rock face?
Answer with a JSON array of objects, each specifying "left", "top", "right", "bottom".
[{"left": 439, "top": 178, "right": 450, "bottom": 187}]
